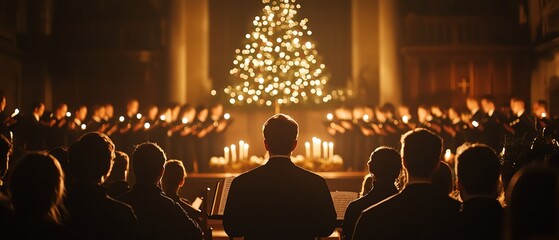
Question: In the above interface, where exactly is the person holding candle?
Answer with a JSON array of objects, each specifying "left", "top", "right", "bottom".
[{"left": 223, "top": 114, "right": 337, "bottom": 239}]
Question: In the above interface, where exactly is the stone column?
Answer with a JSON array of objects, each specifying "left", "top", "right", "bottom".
[
  {"left": 168, "top": 0, "right": 188, "bottom": 104},
  {"left": 185, "top": 0, "right": 211, "bottom": 105},
  {"left": 351, "top": 0, "right": 380, "bottom": 105},
  {"left": 378, "top": 0, "right": 402, "bottom": 105}
]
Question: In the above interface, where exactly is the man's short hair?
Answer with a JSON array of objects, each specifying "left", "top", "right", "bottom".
[
  {"left": 162, "top": 160, "right": 186, "bottom": 189},
  {"left": 368, "top": 147, "right": 402, "bottom": 182},
  {"left": 132, "top": 142, "right": 166, "bottom": 183},
  {"left": 68, "top": 132, "right": 115, "bottom": 181},
  {"left": 400, "top": 128, "right": 442, "bottom": 178},
  {"left": 109, "top": 151, "right": 129, "bottom": 177},
  {"left": 262, "top": 114, "right": 299, "bottom": 155},
  {"left": 457, "top": 144, "right": 500, "bottom": 195},
  {"left": 481, "top": 95, "right": 495, "bottom": 104}
]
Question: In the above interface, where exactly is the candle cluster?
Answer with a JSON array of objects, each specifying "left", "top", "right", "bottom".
[
  {"left": 224, "top": 140, "right": 250, "bottom": 163},
  {"left": 304, "top": 137, "right": 334, "bottom": 160}
]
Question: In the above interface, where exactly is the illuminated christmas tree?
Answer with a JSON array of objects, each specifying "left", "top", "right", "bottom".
[{"left": 223, "top": 0, "right": 334, "bottom": 113}]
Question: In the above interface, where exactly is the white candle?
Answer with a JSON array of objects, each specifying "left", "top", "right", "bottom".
[
  {"left": 323, "top": 141, "right": 328, "bottom": 159},
  {"left": 224, "top": 147, "right": 230, "bottom": 163},
  {"left": 231, "top": 144, "right": 237, "bottom": 163},
  {"left": 444, "top": 149, "right": 452, "bottom": 162},
  {"left": 312, "top": 137, "right": 318, "bottom": 159},
  {"left": 239, "top": 140, "right": 245, "bottom": 161},
  {"left": 305, "top": 142, "right": 311, "bottom": 159},
  {"left": 328, "top": 142, "right": 334, "bottom": 159},
  {"left": 244, "top": 143, "right": 249, "bottom": 161}
]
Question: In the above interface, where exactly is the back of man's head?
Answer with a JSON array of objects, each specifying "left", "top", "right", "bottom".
[
  {"left": 457, "top": 144, "right": 500, "bottom": 196},
  {"left": 133, "top": 143, "right": 166, "bottom": 184},
  {"left": 368, "top": 147, "right": 402, "bottom": 182},
  {"left": 262, "top": 114, "right": 299, "bottom": 155},
  {"left": 161, "top": 160, "right": 186, "bottom": 193},
  {"left": 401, "top": 128, "right": 442, "bottom": 179},
  {"left": 68, "top": 132, "right": 115, "bottom": 182}
]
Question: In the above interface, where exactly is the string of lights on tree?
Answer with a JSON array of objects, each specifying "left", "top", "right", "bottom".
[{"left": 216, "top": 0, "right": 345, "bottom": 110}]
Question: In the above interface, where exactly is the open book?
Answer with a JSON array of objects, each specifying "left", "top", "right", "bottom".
[
  {"left": 209, "top": 176, "right": 235, "bottom": 218},
  {"left": 331, "top": 191, "right": 359, "bottom": 220}
]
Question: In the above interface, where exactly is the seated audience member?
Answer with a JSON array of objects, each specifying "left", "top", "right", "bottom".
[
  {"left": 66, "top": 132, "right": 139, "bottom": 239},
  {"left": 359, "top": 174, "right": 373, "bottom": 197},
  {"left": 161, "top": 159, "right": 204, "bottom": 226},
  {"left": 7, "top": 153, "right": 66, "bottom": 239},
  {"left": 118, "top": 143, "right": 202, "bottom": 240},
  {"left": 353, "top": 128, "right": 461, "bottom": 240},
  {"left": 49, "top": 147, "right": 73, "bottom": 191},
  {"left": 506, "top": 164, "right": 558, "bottom": 240},
  {"left": 223, "top": 114, "right": 337, "bottom": 239},
  {"left": 432, "top": 161, "right": 454, "bottom": 196},
  {"left": 454, "top": 144, "right": 503, "bottom": 240},
  {"left": 342, "top": 147, "right": 402, "bottom": 240},
  {"left": 103, "top": 151, "right": 131, "bottom": 198}
]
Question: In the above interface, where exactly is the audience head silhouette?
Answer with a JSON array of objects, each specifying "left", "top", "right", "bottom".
[
  {"left": 457, "top": 144, "right": 500, "bottom": 197},
  {"left": 68, "top": 132, "right": 115, "bottom": 183},
  {"left": 262, "top": 114, "right": 299, "bottom": 155},
  {"left": 162, "top": 160, "right": 186, "bottom": 194},
  {"left": 8, "top": 152, "right": 65, "bottom": 223},
  {"left": 106, "top": 150, "right": 129, "bottom": 182},
  {"left": 400, "top": 128, "right": 442, "bottom": 179},
  {"left": 132, "top": 142, "right": 166, "bottom": 184},
  {"left": 368, "top": 146, "right": 402, "bottom": 182},
  {"left": 432, "top": 161, "right": 454, "bottom": 195},
  {"left": 506, "top": 164, "right": 558, "bottom": 239}
]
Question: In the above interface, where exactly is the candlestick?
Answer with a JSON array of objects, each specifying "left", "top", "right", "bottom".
[
  {"left": 231, "top": 144, "right": 237, "bottom": 163},
  {"left": 80, "top": 124, "right": 87, "bottom": 130},
  {"left": 182, "top": 118, "right": 188, "bottom": 124},
  {"left": 224, "top": 113, "right": 231, "bottom": 120},
  {"left": 136, "top": 113, "right": 142, "bottom": 119},
  {"left": 305, "top": 142, "right": 310, "bottom": 159},
  {"left": 322, "top": 141, "right": 328, "bottom": 159},
  {"left": 119, "top": 116, "right": 125, "bottom": 122},
  {"left": 239, "top": 140, "right": 245, "bottom": 161},
  {"left": 328, "top": 142, "right": 334, "bottom": 159},
  {"left": 363, "top": 114, "right": 370, "bottom": 122},
  {"left": 224, "top": 147, "right": 230, "bottom": 163},
  {"left": 312, "top": 137, "right": 318, "bottom": 159},
  {"left": 66, "top": 111, "right": 71, "bottom": 118},
  {"left": 144, "top": 122, "right": 151, "bottom": 129},
  {"left": 160, "top": 115, "right": 166, "bottom": 121},
  {"left": 327, "top": 113, "right": 333, "bottom": 121}
]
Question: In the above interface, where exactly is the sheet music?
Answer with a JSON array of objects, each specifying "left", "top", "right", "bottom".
[
  {"left": 331, "top": 191, "right": 359, "bottom": 220},
  {"left": 218, "top": 176, "right": 235, "bottom": 215}
]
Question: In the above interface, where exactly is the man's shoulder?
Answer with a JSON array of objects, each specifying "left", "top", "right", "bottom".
[{"left": 104, "top": 195, "right": 135, "bottom": 214}]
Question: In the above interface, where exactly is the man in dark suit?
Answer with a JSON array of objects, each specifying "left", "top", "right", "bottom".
[
  {"left": 480, "top": 95, "right": 506, "bottom": 152},
  {"left": 223, "top": 114, "right": 337, "bottom": 239},
  {"left": 453, "top": 144, "right": 503, "bottom": 240},
  {"left": 508, "top": 98, "right": 535, "bottom": 140},
  {"left": 342, "top": 147, "right": 401, "bottom": 240},
  {"left": 353, "top": 128, "right": 461, "bottom": 240},
  {"left": 466, "top": 97, "right": 484, "bottom": 142},
  {"left": 22, "top": 101, "right": 46, "bottom": 151}
]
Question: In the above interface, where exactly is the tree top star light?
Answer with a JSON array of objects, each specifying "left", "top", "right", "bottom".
[{"left": 222, "top": 0, "right": 334, "bottom": 112}]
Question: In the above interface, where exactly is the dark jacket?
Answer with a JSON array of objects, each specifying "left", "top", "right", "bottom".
[
  {"left": 223, "top": 157, "right": 337, "bottom": 240},
  {"left": 342, "top": 181, "right": 399, "bottom": 240},
  {"left": 454, "top": 197, "right": 503, "bottom": 240},
  {"left": 353, "top": 183, "right": 460, "bottom": 240},
  {"left": 118, "top": 183, "right": 202, "bottom": 240},
  {"left": 66, "top": 183, "right": 139, "bottom": 240}
]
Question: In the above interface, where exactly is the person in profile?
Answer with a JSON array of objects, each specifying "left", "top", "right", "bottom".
[
  {"left": 118, "top": 143, "right": 202, "bottom": 240},
  {"left": 7, "top": 152, "right": 66, "bottom": 239},
  {"left": 342, "top": 146, "right": 402, "bottom": 240},
  {"left": 66, "top": 132, "right": 139, "bottom": 240},
  {"left": 223, "top": 114, "right": 337, "bottom": 239},
  {"left": 353, "top": 128, "right": 461, "bottom": 240},
  {"left": 453, "top": 144, "right": 503, "bottom": 240}
]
